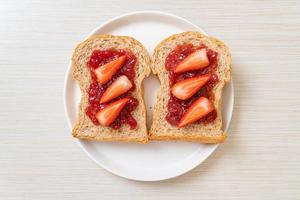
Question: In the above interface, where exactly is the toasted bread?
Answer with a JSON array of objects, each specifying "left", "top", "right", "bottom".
[
  {"left": 149, "top": 32, "right": 231, "bottom": 143},
  {"left": 71, "top": 35, "right": 151, "bottom": 143}
]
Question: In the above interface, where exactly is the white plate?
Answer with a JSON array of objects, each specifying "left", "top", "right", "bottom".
[{"left": 64, "top": 11, "right": 234, "bottom": 181}]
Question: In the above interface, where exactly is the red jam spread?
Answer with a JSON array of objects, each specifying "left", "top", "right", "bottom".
[
  {"left": 86, "top": 49, "right": 138, "bottom": 129},
  {"left": 165, "top": 44, "right": 219, "bottom": 126}
]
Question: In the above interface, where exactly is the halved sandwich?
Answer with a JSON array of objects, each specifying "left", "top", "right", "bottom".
[
  {"left": 72, "top": 35, "right": 151, "bottom": 143},
  {"left": 150, "top": 32, "right": 231, "bottom": 143}
]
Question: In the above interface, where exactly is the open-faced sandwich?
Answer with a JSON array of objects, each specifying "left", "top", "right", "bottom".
[
  {"left": 149, "top": 32, "right": 231, "bottom": 143},
  {"left": 71, "top": 35, "right": 151, "bottom": 143}
]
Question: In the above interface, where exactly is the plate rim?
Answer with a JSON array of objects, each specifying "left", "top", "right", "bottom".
[{"left": 63, "top": 10, "right": 234, "bottom": 181}]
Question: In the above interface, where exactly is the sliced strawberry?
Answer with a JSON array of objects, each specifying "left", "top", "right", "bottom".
[
  {"left": 174, "top": 49, "right": 209, "bottom": 73},
  {"left": 100, "top": 75, "right": 132, "bottom": 103},
  {"left": 178, "top": 97, "right": 214, "bottom": 127},
  {"left": 96, "top": 98, "right": 129, "bottom": 126},
  {"left": 94, "top": 55, "right": 127, "bottom": 84},
  {"left": 171, "top": 75, "right": 211, "bottom": 100}
]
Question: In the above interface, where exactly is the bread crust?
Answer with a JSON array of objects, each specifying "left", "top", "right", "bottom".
[
  {"left": 149, "top": 32, "right": 232, "bottom": 143},
  {"left": 71, "top": 35, "right": 151, "bottom": 143}
]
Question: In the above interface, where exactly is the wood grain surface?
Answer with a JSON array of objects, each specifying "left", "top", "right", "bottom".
[{"left": 0, "top": 0, "right": 299, "bottom": 199}]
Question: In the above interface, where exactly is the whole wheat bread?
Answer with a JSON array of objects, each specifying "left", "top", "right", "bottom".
[
  {"left": 72, "top": 35, "right": 151, "bottom": 143},
  {"left": 149, "top": 32, "right": 232, "bottom": 143}
]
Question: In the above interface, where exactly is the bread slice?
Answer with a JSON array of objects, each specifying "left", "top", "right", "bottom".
[
  {"left": 149, "top": 32, "right": 231, "bottom": 143},
  {"left": 71, "top": 35, "right": 151, "bottom": 143}
]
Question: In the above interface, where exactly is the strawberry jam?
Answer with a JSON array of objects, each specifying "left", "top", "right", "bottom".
[
  {"left": 165, "top": 44, "right": 219, "bottom": 126},
  {"left": 86, "top": 49, "right": 138, "bottom": 129}
]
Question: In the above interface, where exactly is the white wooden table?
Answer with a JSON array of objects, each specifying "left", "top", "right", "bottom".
[{"left": 0, "top": 0, "right": 299, "bottom": 199}]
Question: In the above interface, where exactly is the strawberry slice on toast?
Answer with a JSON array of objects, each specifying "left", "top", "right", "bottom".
[
  {"left": 94, "top": 55, "right": 127, "bottom": 84},
  {"left": 171, "top": 75, "right": 211, "bottom": 100},
  {"left": 96, "top": 98, "right": 129, "bottom": 126},
  {"left": 100, "top": 75, "right": 132, "bottom": 103},
  {"left": 174, "top": 49, "right": 209, "bottom": 73},
  {"left": 178, "top": 97, "right": 214, "bottom": 127}
]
